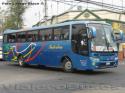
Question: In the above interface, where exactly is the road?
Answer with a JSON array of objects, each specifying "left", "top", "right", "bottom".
[{"left": 0, "top": 61, "right": 125, "bottom": 93}]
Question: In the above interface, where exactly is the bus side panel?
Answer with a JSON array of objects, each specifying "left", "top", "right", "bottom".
[
  {"left": 2, "top": 42, "right": 42, "bottom": 64},
  {"left": 37, "top": 40, "right": 71, "bottom": 67},
  {"left": 70, "top": 53, "right": 93, "bottom": 70},
  {"left": 3, "top": 43, "right": 17, "bottom": 62},
  {"left": 16, "top": 42, "right": 46, "bottom": 65},
  {"left": 3, "top": 41, "right": 92, "bottom": 70}
]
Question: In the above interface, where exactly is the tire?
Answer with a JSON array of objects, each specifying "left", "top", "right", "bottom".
[{"left": 62, "top": 58, "right": 74, "bottom": 72}]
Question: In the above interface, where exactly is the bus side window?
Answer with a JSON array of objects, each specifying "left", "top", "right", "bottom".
[
  {"left": 54, "top": 27, "right": 61, "bottom": 41},
  {"left": 17, "top": 32, "right": 26, "bottom": 43},
  {"left": 32, "top": 31, "right": 38, "bottom": 42},
  {"left": 72, "top": 24, "right": 88, "bottom": 55},
  {"left": 39, "top": 29, "right": 46, "bottom": 41},
  {"left": 61, "top": 25, "right": 69, "bottom": 40},
  {"left": 8, "top": 34, "right": 16, "bottom": 43},
  {"left": 45, "top": 29, "right": 53, "bottom": 41},
  {"left": 3, "top": 35, "right": 7, "bottom": 43},
  {"left": 27, "top": 32, "right": 33, "bottom": 42},
  {"left": 39, "top": 30, "right": 42, "bottom": 41},
  {"left": 54, "top": 26, "right": 69, "bottom": 41}
]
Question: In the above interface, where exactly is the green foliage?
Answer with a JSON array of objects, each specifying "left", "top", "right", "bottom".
[{"left": 4, "top": 0, "right": 28, "bottom": 30}]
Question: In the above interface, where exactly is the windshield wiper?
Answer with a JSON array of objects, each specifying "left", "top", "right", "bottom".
[
  {"left": 102, "top": 25, "right": 110, "bottom": 52},
  {"left": 103, "top": 34, "right": 109, "bottom": 51},
  {"left": 105, "top": 39, "right": 115, "bottom": 52}
]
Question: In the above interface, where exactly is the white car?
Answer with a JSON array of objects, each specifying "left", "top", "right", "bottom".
[{"left": 0, "top": 36, "right": 3, "bottom": 60}]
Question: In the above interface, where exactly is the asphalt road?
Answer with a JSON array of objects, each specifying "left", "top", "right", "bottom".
[{"left": 0, "top": 61, "right": 125, "bottom": 93}]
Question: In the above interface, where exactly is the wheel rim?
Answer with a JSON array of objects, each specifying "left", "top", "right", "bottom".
[{"left": 65, "top": 61, "right": 72, "bottom": 71}]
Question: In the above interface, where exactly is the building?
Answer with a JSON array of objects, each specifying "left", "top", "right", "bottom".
[{"left": 35, "top": 9, "right": 125, "bottom": 31}]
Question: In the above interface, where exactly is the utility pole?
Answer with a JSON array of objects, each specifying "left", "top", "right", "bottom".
[
  {"left": 119, "top": 0, "right": 123, "bottom": 21},
  {"left": 102, "top": 0, "right": 103, "bottom": 8},
  {"left": 122, "top": 0, "right": 123, "bottom": 12},
  {"left": 44, "top": 0, "right": 48, "bottom": 22}
]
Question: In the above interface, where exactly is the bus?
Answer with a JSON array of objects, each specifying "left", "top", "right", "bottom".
[
  {"left": 2, "top": 20, "right": 123, "bottom": 72},
  {"left": 0, "top": 35, "right": 3, "bottom": 60}
]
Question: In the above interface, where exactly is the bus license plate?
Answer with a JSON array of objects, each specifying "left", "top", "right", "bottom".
[{"left": 106, "top": 62, "right": 110, "bottom": 65}]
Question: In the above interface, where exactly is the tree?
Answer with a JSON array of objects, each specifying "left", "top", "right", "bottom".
[{"left": 4, "top": 0, "right": 28, "bottom": 30}]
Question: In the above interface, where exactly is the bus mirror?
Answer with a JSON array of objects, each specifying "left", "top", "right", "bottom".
[
  {"left": 114, "top": 30, "right": 124, "bottom": 41},
  {"left": 88, "top": 27, "right": 97, "bottom": 39}
]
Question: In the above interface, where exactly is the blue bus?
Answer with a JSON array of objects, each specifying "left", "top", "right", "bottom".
[{"left": 2, "top": 20, "right": 123, "bottom": 72}]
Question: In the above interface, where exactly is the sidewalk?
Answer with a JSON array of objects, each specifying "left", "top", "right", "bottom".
[{"left": 119, "top": 60, "right": 125, "bottom": 65}]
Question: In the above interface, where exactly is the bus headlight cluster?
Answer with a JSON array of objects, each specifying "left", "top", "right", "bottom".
[
  {"left": 115, "top": 57, "right": 118, "bottom": 61},
  {"left": 90, "top": 57, "right": 100, "bottom": 62}
]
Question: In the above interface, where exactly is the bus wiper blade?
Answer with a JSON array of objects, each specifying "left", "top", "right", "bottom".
[
  {"left": 107, "top": 41, "right": 110, "bottom": 51},
  {"left": 106, "top": 42, "right": 115, "bottom": 52}
]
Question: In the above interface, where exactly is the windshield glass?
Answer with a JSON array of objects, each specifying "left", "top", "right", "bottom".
[{"left": 88, "top": 23, "right": 117, "bottom": 52}]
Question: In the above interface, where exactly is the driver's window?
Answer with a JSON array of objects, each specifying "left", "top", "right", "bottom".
[
  {"left": 79, "top": 30, "right": 88, "bottom": 50},
  {"left": 72, "top": 24, "right": 88, "bottom": 55}
]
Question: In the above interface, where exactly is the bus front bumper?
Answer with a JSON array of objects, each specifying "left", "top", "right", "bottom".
[
  {"left": 92, "top": 61, "right": 118, "bottom": 69},
  {"left": 89, "top": 56, "right": 118, "bottom": 69}
]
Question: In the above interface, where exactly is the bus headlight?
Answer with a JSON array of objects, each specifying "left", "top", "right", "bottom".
[
  {"left": 90, "top": 57, "right": 100, "bottom": 62},
  {"left": 115, "top": 57, "right": 118, "bottom": 61}
]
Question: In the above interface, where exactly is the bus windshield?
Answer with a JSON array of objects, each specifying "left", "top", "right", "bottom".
[{"left": 88, "top": 23, "right": 118, "bottom": 52}]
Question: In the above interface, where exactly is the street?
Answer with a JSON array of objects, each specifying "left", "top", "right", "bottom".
[{"left": 0, "top": 61, "right": 125, "bottom": 93}]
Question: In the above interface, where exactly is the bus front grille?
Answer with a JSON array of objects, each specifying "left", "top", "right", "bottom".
[{"left": 98, "top": 62, "right": 116, "bottom": 68}]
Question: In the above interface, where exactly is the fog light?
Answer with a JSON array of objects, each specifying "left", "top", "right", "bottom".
[{"left": 92, "top": 62, "right": 96, "bottom": 66}]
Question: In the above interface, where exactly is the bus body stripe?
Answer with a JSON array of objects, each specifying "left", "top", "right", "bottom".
[{"left": 24, "top": 42, "right": 46, "bottom": 62}]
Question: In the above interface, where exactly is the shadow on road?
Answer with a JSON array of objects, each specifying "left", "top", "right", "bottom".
[
  {"left": 74, "top": 70, "right": 114, "bottom": 75},
  {"left": 6, "top": 63, "right": 115, "bottom": 75}
]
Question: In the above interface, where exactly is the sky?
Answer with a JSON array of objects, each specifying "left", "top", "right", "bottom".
[{"left": 0, "top": 0, "right": 125, "bottom": 28}]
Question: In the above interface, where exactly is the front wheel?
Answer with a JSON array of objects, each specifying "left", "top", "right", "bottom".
[{"left": 62, "top": 58, "right": 74, "bottom": 72}]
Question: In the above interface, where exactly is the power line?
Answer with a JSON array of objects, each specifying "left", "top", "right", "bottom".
[
  {"left": 51, "top": 0, "right": 78, "bottom": 7},
  {"left": 75, "top": 0, "right": 125, "bottom": 11}
]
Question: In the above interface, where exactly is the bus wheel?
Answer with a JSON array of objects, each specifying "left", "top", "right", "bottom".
[{"left": 62, "top": 58, "right": 73, "bottom": 72}]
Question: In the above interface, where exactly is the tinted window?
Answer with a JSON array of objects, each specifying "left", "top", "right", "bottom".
[
  {"left": 54, "top": 27, "right": 61, "bottom": 41},
  {"left": 45, "top": 29, "right": 53, "bottom": 41},
  {"left": 61, "top": 25, "right": 69, "bottom": 40},
  {"left": 72, "top": 24, "right": 88, "bottom": 55},
  {"left": 54, "top": 25, "right": 69, "bottom": 41},
  {"left": 39, "top": 28, "right": 53, "bottom": 41},
  {"left": 8, "top": 34, "right": 16, "bottom": 43},
  {"left": 39, "top": 29, "right": 46, "bottom": 41},
  {"left": 27, "top": 31, "right": 39, "bottom": 42},
  {"left": 32, "top": 31, "right": 39, "bottom": 41},
  {"left": 17, "top": 32, "right": 26, "bottom": 42},
  {"left": 27, "top": 32, "right": 33, "bottom": 42},
  {"left": 3, "top": 35, "right": 7, "bottom": 43}
]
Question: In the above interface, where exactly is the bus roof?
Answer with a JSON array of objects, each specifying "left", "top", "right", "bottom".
[{"left": 3, "top": 20, "right": 111, "bottom": 34}]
